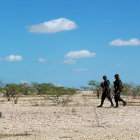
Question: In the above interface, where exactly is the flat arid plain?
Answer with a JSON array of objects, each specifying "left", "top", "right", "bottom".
[{"left": 0, "top": 91, "right": 140, "bottom": 140}]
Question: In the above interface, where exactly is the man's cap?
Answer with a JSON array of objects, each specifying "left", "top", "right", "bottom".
[
  {"left": 114, "top": 74, "right": 119, "bottom": 77},
  {"left": 103, "top": 75, "right": 107, "bottom": 78}
]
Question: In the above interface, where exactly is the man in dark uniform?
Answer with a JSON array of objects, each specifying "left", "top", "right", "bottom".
[
  {"left": 114, "top": 74, "right": 127, "bottom": 108},
  {"left": 97, "top": 76, "right": 114, "bottom": 107}
]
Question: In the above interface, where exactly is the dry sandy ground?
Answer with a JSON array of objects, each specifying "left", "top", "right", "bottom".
[{"left": 0, "top": 91, "right": 140, "bottom": 140}]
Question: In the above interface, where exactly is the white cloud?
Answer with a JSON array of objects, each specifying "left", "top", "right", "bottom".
[
  {"left": 74, "top": 68, "right": 88, "bottom": 72},
  {"left": 109, "top": 38, "right": 140, "bottom": 46},
  {"left": 26, "top": 18, "right": 77, "bottom": 33},
  {"left": 20, "top": 80, "right": 30, "bottom": 84},
  {"left": 62, "top": 59, "right": 76, "bottom": 65},
  {"left": 65, "top": 50, "right": 96, "bottom": 59},
  {"left": 38, "top": 58, "right": 48, "bottom": 63},
  {"left": 5, "top": 55, "right": 23, "bottom": 62}
]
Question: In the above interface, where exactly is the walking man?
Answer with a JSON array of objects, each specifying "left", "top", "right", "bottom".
[
  {"left": 97, "top": 76, "right": 114, "bottom": 107},
  {"left": 114, "top": 74, "right": 127, "bottom": 108}
]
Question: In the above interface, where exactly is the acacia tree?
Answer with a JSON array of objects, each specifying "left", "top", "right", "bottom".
[
  {"left": 31, "top": 82, "right": 55, "bottom": 94},
  {"left": 131, "top": 85, "right": 140, "bottom": 99},
  {"left": 61, "top": 88, "right": 76, "bottom": 106},
  {"left": 4, "top": 84, "right": 20, "bottom": 103},
  {"left": 88, "top": 80, "right": 101, "bottom": 99},
  {"left": 0, "top": 80, "right": 4, "bottom": 93},
  {"left": 50, "top": 87, "right": 77, "bottom": 106},
  {"left": 18, "top": 83, "right": 34, "bottom": 95},
  {"left": 121, "top": 83, "right": 133, "bottom": 95},
  {"left": 30, "top": 82, "right": 42, "bottom": 94},
  {"left": 51, "top": 87, "right": 65, "bottom": 104}
]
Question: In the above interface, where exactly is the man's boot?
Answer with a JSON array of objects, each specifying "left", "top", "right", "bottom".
[
  {"left": 97, "top": 100, "right": 104, "bottom": 107},
  {"left": 123, "top": 101, "right": 127, "bottom": 106},
  {"left": 97, "top": 105, "right": 102, "bottom": 107},
  {"left": 115, "top": 101, "right": 118, "bottom": 108}
]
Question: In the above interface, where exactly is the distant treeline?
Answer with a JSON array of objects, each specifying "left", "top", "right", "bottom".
[{"left": 0, "top": 81, "right": 77, "bottom": 104}]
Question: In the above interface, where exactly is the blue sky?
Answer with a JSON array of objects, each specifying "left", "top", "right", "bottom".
[{"left": 0, "top": 0, "right": 140, "bottom": 87}]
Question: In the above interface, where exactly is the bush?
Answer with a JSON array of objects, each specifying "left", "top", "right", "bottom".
[
  {"left": 88, "top": 80, "right": 102, "bottom": 99},
  {"left": 18, "top": 83, "right": 34, "bottom": 95},
  {"left": 31, "top": 82, "right": 55, "bottom": 94},
  {"left": 4, "top": 84, "right": 20, "bottom": 103}
]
